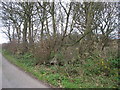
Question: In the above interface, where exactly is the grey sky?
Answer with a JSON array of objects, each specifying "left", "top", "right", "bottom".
[
  {"left": 0, "top": 2, "right": 9, "bottom": 44},
  {"left": 0, "top": 21, "right": 9, "bottom": 44},
  {"left": 0, "top": 1, "right": 118, "bottom": 44}
]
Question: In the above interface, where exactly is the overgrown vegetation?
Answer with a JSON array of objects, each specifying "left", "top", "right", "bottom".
[
  {"left": 1, "top": 1, "right": 119, "bottom": 88},
  {"left": 2, "top": 49, "right": 119, "bottom": 88}
]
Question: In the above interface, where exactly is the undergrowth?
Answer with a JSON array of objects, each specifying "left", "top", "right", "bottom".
[{"left": 2, "top": 50, "right": 119, "bottom": 88}]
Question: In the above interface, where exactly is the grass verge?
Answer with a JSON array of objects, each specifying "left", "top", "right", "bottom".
[{"left": 2, "top": 50, "right": 119, "bottom": 88}]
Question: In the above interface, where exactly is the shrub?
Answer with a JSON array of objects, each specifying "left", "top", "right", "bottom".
[
  {"left": 33, "top": 35, "right": 63, "bottom": 65},
  {"left": 2, "top": 40, "right": 18, "bottom": 54},
  {"left": 62, "top": 46, "right": 79, "bottom": 65},
  {"left": 33, "top": 40, "right": 51, "bottom": 65}
]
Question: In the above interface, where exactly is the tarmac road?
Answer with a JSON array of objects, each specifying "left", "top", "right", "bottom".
[{"left": 1, "top": 53, "right": 50, "bottom": 88}]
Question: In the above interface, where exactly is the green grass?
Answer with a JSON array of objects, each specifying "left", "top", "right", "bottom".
[{"left": 2, "top": 50, "right": 119, "bottom": 88}]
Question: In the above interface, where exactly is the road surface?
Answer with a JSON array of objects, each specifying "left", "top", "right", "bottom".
[
  {"left": 1, "top": 53, "right": 50, "bottom": 88},
  {"left": 0, "top": 53, "right": 2, "bottom": 90}
]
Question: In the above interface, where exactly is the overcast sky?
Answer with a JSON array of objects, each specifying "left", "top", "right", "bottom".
[
  {"left": 0, "top": 2, "right": 9, "bottom": 44},
  {"left": 0, "top": 21, "right": 9, "bottom": 44},
  {"left": 0, "top": 1, "right": 118, "bottom": 44}
]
